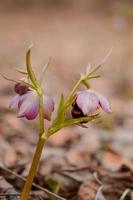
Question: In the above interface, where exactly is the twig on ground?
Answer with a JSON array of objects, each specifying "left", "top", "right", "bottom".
[
  {"left": 95, "top": 186, "right": 106, "bottom": 200},
  {"left": 0, "top": 165, "right": 66, "bottom": 200},
  {"left": 56, "top": 171, "right": 81, "bottom": 184},
  {"left": 0, "top": 194, "right": 20, "bottom": 196},
  {"left": 119, "top": 188, "right": 130, "bottom": 200},
  {"left": 93, "top": 172, "right": 103, "bottom": 185}
]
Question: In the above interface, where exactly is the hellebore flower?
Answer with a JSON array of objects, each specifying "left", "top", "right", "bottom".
[
  {"left": 10, "top": 83, "right": 54, "bottom": 120},
  {"left": 72, "top": 89, "right": 111, "bottom": 118}
]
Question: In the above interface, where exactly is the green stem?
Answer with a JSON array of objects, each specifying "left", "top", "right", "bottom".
[
  {"left": 48, "top": 114, "right": 99, "bottom": 137},
  {"left": 21, "top": 87, "right": 45, "bottom": 200},
  {"left": 20, "top": 135, "right": 46, "bottom": 200},
  {"left": 38, "top": 91, "right": 44, "bottom": 135},
  {"left": 64, "top": 78, "right": 83, "bottom": 109}
]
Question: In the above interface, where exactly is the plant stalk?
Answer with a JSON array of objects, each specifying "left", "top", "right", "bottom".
[
  {"left": 21, "top": 86, "right": 45, "bottom": 200},
  {"left": 20, "top": 135, "right": 46, "bottom": 200}
]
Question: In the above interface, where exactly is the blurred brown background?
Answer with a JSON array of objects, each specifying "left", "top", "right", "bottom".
[{"left": 0, "top": 0, "right": 133, "bottom": 98}]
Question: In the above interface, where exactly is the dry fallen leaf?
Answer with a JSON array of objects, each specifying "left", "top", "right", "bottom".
[{"left": 78, "top": 179, "right": 99, "bottom": 200}]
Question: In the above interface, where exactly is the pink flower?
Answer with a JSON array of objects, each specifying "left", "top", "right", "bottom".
[
  {"left": 72, "top": 89, "right": 111, "bottom": 118},
  {"left": 10, "top": 86, "right": 54, "bottom": 120}
]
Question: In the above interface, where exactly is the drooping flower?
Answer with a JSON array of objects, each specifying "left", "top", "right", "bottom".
[
  {"left": 71, "top": 89, "right": 111, "bottom": 118},
  {"left": 10, "top": 83, "right": 54, "bottom": 120}
]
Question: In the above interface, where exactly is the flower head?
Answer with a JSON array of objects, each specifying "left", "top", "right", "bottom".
[
  {"left": 10, "top": 83, "right": 54, "bottom": 120},
  {"left": 72, "top": 89, "right": 111, "bottom": 118}
]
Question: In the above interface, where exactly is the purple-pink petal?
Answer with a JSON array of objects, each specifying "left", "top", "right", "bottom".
[
  {"left": 18, "top": 91, "right": 39, "bottom": 120},
  {"left": 10, "top": 85, "right": 55, "bottom": 121},
  {"left": 76, "top": 90, "right": 99, "bottom": 115},
  {"left": 76, "top": 89, "right": 111, "bottom": 115},
  {"left": 43, "top": 95, "right": 54, "bottom": 121},
  {"left": 18, "top": 100, "right": 39, "bottom": 120},
  {"left": 96, "top": 92, "right": 112, "bottom": 113},
  {"left": 9, "top": 94, "right": 22, "bottom": 109}
]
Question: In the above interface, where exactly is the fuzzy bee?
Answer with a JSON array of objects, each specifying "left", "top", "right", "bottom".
[
  {"left": 71, "top": 101, "right": 88, "bottom": 128},
  {"left": 71, "top": 101, "right": 86, "bottom": 119}
]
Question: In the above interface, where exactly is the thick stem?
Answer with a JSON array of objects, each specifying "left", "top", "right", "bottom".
[{"left": 20, "top": 135, "right": 46, "bottom": 200}]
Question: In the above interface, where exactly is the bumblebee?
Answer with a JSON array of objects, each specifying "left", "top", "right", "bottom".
[
  {"left": 71, "top": 102, "right": 88, "bottom": 127},
  {"left": 71, "top": 102, "right": 86, "bottom": 119}
]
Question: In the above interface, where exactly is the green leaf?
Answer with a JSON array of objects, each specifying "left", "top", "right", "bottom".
[
  {"left": 88, "top": 48, "right": 112, "bottom": 77},
  {"left": 18, "top": 80, "right": 35, "bottom": 89},
  {"left": 47, "top": 125, "right": 62, "bottom": 136},
  {"left": 63, "top": 114, "right": 99, "bottom": 127},
  {"left": 57, "top": 94, "right": 64, "bottom": 117},
  {"left": 63, "top": 94, "right": 76, "bottom": 110},
  {"left": 15, "top": 68, "right": 28, "bottom": 75},
  {"left": 39, "top": 58, "right": 51, "bottom": 85},
  {"left": 46, "top": 178, "right": 60, "bottom": 193},
  {"left": 82, "top": 80, "right": 90, "bottom": 89},
  {"left": 87, "top": 75, "right": 100, "bottom": 80},
  {"left": 1, "top": 74, "right": 35, "bottom": 89},
  {"left": 48, "top": 114, "right": 99, "bottom": 136},
  {"left": 52, "top": 94, "right": 65, "bottom": 126},
  {"left": 26, "top": 46, "right": 38, "bottom": 88}
]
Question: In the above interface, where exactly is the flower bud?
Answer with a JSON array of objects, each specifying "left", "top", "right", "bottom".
[{"left": 14, "top": 83, "right": 29, "bottom": 95}]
